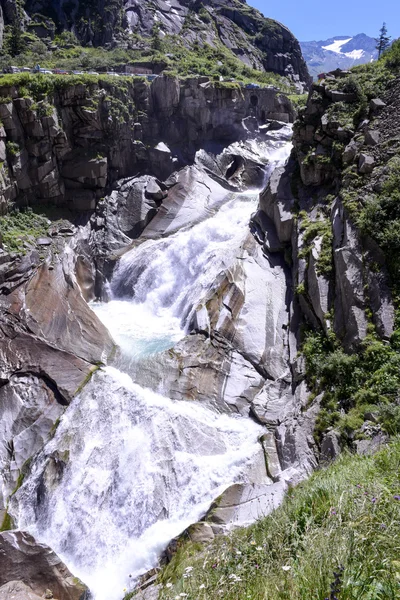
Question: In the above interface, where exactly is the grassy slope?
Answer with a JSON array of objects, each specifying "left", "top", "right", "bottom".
[{"left": 153, "top": 441, "right": 400, "bottom": 600}]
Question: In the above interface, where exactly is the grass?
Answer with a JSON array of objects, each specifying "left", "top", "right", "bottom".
[
  {"left": 0, "top": 209, "right": 50, "bottom": 252},
  {"left": 150, "top": 441, "right": 400, "bottom": 600}
]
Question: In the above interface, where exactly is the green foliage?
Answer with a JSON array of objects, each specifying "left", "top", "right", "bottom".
[
  {"left": 298, "top": 213, "right": 333, "bottom": 277},
  {"left": 384, "top": 38, "right": 400, "bottom": 70},
  {"left": 376, "top": 22, "right": 391, "bottom": 59},
  {"left": 302, "top": 329, "right": 400, "bottom": 442},
  {"left": 8, "top": 20, "right": 24, "bottom": 57},
  {"left": 357, "top": 156, "right": 400, "bottom": 293},
  {"left": 0, "top": 511, "right": 13, "bottom": 532},
  {"left": 153, "top": 441, "right": 400, "bottom": 600},
  {"left": 0, "top": 209, "right": 50, "bottom": 253},
  {"left": 5, "top": 141, "right": 20, "bottom": 158}
]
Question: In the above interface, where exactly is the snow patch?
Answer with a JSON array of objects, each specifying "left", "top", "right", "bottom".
[
  {"left": 344, "top": 49, "right": 365, "bottom": 60},
  {"left": 322, "top": 38, "right": 353, "bottom": 54}
]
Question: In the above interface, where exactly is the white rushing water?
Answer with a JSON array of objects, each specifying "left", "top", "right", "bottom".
[{"left": 15, "top": 129, "right": 293, "bottom": 600}]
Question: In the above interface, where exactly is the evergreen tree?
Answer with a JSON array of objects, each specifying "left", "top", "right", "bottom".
[
  {"left": 151, "top": 23, "right": 162, "bottom": 52},
  {"left": 376, "top": 22, "right": 391, "bottom": 58},
  {"left": 8, "top": 20, "right": 23, "bottom": 57}
]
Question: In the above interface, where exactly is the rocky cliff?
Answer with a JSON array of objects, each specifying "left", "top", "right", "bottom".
[
  {"left": 0, "top": 73, "right": 293, "bottom": 214},
  {"left": 1, "top": 0, "right": 311, "bottom": 91}
]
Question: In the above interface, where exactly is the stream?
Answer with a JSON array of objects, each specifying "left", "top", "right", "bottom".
[{"left": 14, "top": 129, "right": 292, "bottom": 600}]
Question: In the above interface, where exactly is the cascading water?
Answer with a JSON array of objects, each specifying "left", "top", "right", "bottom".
[{"left": 14, "top": 127, "right": 293, "bottom": 600}]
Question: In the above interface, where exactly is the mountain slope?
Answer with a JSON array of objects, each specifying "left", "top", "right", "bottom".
[
  {"left": 301, "top": 33, "right": 377, "bottom": 78},
  {"left": 0, "top": 0, "right": 311, "bottom": 90}
]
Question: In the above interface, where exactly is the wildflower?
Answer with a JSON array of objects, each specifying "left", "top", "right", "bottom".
[
  {"left": 185, "top": 567, "right": 193, "bottom": 572},
  {"left": 256, "top": 546, "right": 263, "bottom": 551},
  {"left": 371, "top": 497, "right": 377, "bottom": 503},
  {"left": 165, "top": 583, "right": 173, "bottom": 588},
  {"left": 380, "top": 523, "right": 387, "bottom": 529},
  {"left": 235, "top": 550, "right": 242, "bottom": 555},
  {"left": 250, "top": 541, "right": 256, "bottom": 545},
  {"left": 255, "top": 564, "right": 260, "bottom": 569},
  {"left": 199, "top": 584, "right": 206, "bottom": 589},
  {"left": 282, "top": 565, "right": 291, "bottom": 572},
  {"left": 212, "top": 563, "right": 217, "bottom": 569},
  {"left": 394, "top": 495, "right": 400, "bottom": 501}
]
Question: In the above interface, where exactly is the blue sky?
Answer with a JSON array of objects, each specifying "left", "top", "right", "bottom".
[{"left": 250, "top": 0, "right": 400, "bottom": 42}]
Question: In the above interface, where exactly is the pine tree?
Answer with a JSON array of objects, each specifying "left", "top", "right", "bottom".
[
  {"left": 376, "top": 22, "right": 391, "bottom": 58},
  {"left": 9, "top": 20, "right": 23, "bottom": 57},
  {"left": 151, "top": 23, "right": 162, "bottom": 52}
]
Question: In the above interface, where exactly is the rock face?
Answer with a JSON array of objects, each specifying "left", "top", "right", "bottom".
[
  {"left": 0, "top": 76, "right": 294, "bottom": 212},
  {"left": 18, "top": 0, "right": 310, "bottom": 91},
  {"left": 0, "top": 530, "right": 88, "bottom": 600},
  {"left": 288, "top": 72, "right": 396, "bottom": 349},
  {"left": 0, "top": 235, "right": 115, "bottom": 514}
]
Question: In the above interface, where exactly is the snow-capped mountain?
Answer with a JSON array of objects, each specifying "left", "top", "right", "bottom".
[{"left": 301, "top": 34, "right": 377, "bottom": 79}]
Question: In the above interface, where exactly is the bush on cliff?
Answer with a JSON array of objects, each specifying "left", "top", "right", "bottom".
[{"left": 149, "top": 441, "right": 400, "bottom": 600}]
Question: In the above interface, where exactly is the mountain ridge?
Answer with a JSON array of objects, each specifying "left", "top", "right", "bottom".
[{"left": 301, "top": 33, "right": 377, "bottom": 78}]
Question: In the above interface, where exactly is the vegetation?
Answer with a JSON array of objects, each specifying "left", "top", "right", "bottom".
[
  {"left": 0, "top": 209, "right": 50, "bottom": 252},
  {"left": 147, "top": 441, "right": 400, "bottom": 600},
  {"left": 376, "top": 23, "right": 391, "bottom": 59}
]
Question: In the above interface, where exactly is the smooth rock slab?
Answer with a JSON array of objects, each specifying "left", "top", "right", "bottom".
[
  {"left": 0, "top": 531, "right": 88, "bottom": 600},
  {"left": 207, "top": 482, "right": 286, "bottom": 528},
  {"left": 0, "top": 580, "right": 43, "bottom": 600}
]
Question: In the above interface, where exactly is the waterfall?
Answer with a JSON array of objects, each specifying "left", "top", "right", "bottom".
[{"left": 14, "top": 128, "right": 293, "bottom": 600}]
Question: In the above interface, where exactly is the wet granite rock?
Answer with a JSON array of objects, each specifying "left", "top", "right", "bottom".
[{"left": 0, "top": 531, "right": 88, "bottom": 600}]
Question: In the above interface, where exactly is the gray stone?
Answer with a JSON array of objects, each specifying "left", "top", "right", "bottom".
[
  {"left": 330, "top": 90, "right": 356, "bottom": 103},
  {"left": 188, "top": 522, "right": 215, "bottom": 543},
  {"left": 36, "top": 237, "right": 52, "bottom": 246},
  {"left": 358, "top": 153, "right": 375, "bottom": 174},
  {"left": 0, "top": 580, "right": 43, "bottom": 600},
  {"left": 343, "top": 140, "right": 358, "bottom": 164},
  {"left": 259, "top": 162, "right": 295, "bottom": 243},
  {"left": 364, "top": 130, "right": 380, "bottom": 146},
  {"left": 320, "top": 430, "right": 341, "bottom": 462},
  {"left": 370, "top": 98, "right": 386, "bottom": 111},
  {"left": 0, "top": 531, "right": 88, "bottom": 600},
  {"left": 207, "top": 482, "right": 287, "bottom": 527},
  {"left": 260, "top": 432, "right": 282, "bottom": 481}
]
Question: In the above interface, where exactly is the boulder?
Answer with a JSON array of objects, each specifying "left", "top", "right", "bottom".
[
  {"left": 358, "top": 153, "right": 375, "bottom": 174},
  {"left": 320, "top": 430, "right": 341, "bottom": 462},
  {"left": 343, "top": 140, "right": 358, "bottom": 164},
  {"left": 0, "top": 531, "right": 88, "bottom": 600},
  {"left": 188, "top": 522, "right": 215, "bottom": 544},
  {"left": 369, "top": 98, "right": 386, "bottom": 111},
  {"left": 364, "top": 130, "right": 380, "bottom": 146}
]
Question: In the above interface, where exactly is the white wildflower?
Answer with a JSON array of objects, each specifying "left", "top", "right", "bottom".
[
  {"left": 199, "top": 584, "right": 206, "bottom": 589},
  {"left": 282, "top": 565, "right": 291, "bottom": 572},
  {"left": 165, "top": 582, "right": 173, "bottom": 588},
  {"left": 256, "top": 546, "right": 263, "bottom": 551}
]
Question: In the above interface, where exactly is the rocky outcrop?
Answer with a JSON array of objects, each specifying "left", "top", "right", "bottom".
[
  {"left": 0, "top": 530, "right": 88, "bottom": 600},
  {"left": 20, "top": 0, "right": 310, "bottom": 91},
  {"left": 0, "top": 76, "right": 294, "bottom": 213},
  {"left": 0, "top": 232, "right": 115, "bottom": 514}
]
